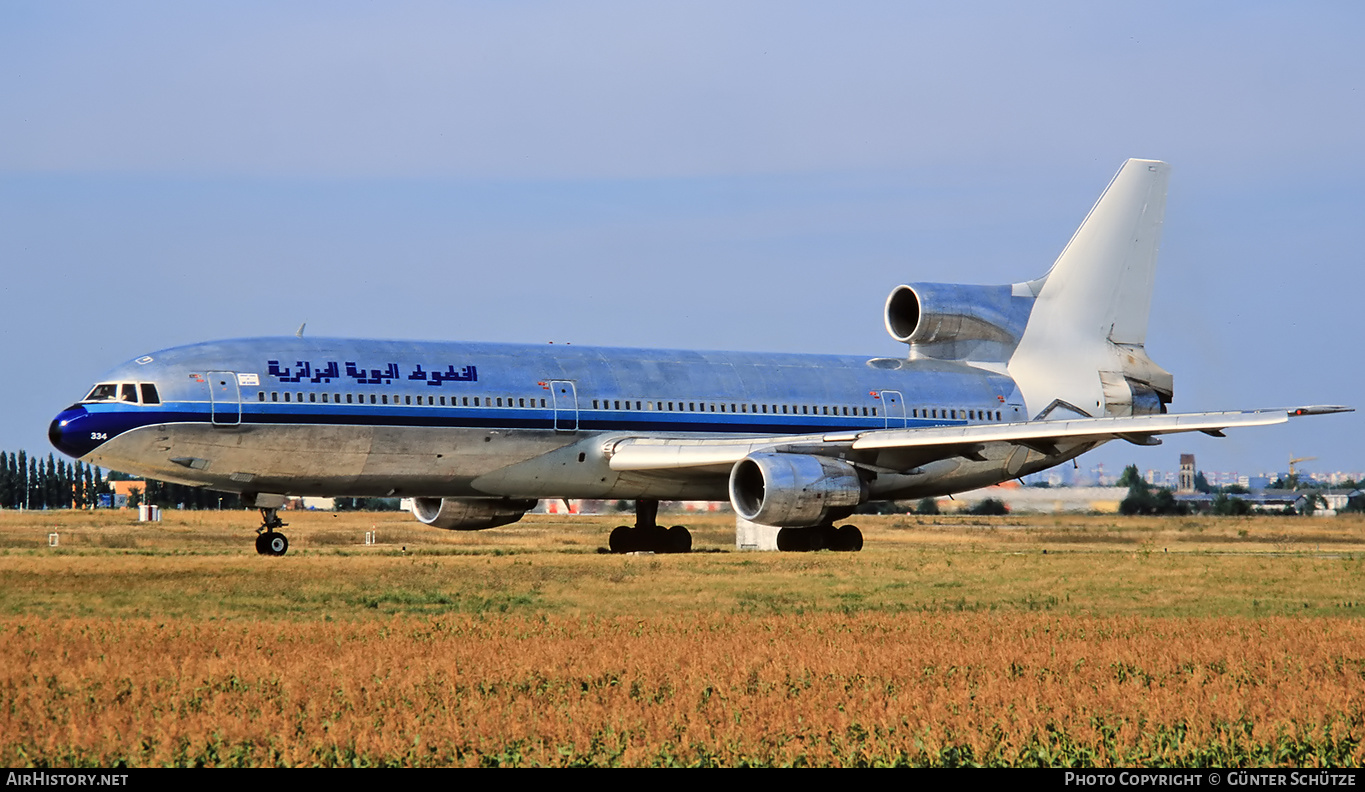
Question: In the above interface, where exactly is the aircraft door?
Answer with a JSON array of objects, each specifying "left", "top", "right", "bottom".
[
  {"left": 208, "top": 371, "right": 242, "bottom": 426},
  {"left": 878, "top": 390, "right": 906, "bottom": 428},
  {"left": 550, "top": 380, "right": 578, "bottom": 431}
]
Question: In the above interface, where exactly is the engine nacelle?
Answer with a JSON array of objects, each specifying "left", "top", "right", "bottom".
[
  {"left": 410, "top": 497, "right": 537, "bottom": 531},
  {"left": 728, "top": 453, "right": 866, "bottom": 527},
  {"left": 884, "top": 282, "right": 1034, "bottom": 362}
]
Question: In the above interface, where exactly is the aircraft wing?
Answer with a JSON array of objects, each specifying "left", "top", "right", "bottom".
[{"left": 605, "top": 406, "right": 1351, "bottom": 473}]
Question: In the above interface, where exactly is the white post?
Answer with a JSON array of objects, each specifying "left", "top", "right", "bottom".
[{"left": 735, "top": 515, "right": 780, "bottom": 551}]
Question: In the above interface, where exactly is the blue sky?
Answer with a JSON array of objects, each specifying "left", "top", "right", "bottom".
[{"left": 2, "top": 2, "right": 1361, "bottom": 480}]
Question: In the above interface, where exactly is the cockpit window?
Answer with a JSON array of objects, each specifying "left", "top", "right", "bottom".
[
  {"left": 83, "top": 381, "right": 161, "bottom": 405},
  {"left": 85, "top": 383, "right": 120, "bottom": 401}
]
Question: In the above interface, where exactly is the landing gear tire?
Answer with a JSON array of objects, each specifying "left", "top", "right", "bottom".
[
  {"left": 776, "top": 524, "right": 862, "bottom": 552},
  {"left": 609, "top": 525, "right": 634, "bottom": 554},
  {"left": 836, "top": 524, "right": 864, "bottom": 552},
  {"left": 257, "top": 531, "right": 289, "bottom": 556},
  {"left": 666, "top": 525, "right": 692, "bottom": 554}
]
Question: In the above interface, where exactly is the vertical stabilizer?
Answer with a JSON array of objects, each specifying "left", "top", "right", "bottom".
[{"left": 1008, "top": 159, "right": 1173, "bottom": 419}]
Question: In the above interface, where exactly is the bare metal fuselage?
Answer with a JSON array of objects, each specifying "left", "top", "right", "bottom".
[{"left": 52, "top": 337, "right": 1085, "bottom": 503}]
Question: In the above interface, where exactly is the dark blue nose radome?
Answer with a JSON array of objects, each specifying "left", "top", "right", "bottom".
[{"left": 49, "top": 406, "right": 100, "bottom": 458}]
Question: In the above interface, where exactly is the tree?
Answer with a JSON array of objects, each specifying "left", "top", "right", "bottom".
[
  {"left": 916, "top": 497, "right": 940, "bottom": 515},
  {"left": 28, "top": 457, "right": 40, "bottom": 510},
  {"left": 1212, "top": 492, "right": 1252, "bottom": 516},
  {"left": 127, "top": 486, "right": 143, "bottom": 510},
  {"left": 1117, "top": 464, "right": 1144, "bottom": 489},
  {"left": 0, "top": 453, "right": 10, "bottom": 509},
  {"left": 16, "top": 451, "right": 27, "bottom": 508},
  {"left": 967, "top": 498, "right": 1008, "bottom": 516},
  {"left": 1120, "top": 472, "right": 1189, "bottom": 516}
]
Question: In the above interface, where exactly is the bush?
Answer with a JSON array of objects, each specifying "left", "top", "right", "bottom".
[{"left": 967, "top": 498, "right": 1008, "bottom": 516}]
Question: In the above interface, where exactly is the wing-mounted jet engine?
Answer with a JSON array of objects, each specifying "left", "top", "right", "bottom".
[{"left": 728, "top": 453, "right": 869, "bottom": 552}]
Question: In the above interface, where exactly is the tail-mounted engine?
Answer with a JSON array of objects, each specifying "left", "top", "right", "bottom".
[
  {"left": 410, "top": 497, "right": 538, "bottom": 531},
  {"left": 884, "top": 282, "right": 1036, "bottom": 363},
  {"left": 728, "top": 453, "right": 867, "bottom": 527}
]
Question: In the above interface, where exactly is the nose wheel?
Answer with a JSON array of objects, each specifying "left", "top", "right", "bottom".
[{"left": 255, "top": 508, "right": 290, "bottom": 556}]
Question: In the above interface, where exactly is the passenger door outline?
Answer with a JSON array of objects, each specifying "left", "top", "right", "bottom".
[
  {"left": 208, "top": 371, "right": 241, "bottom": 426},
  {"left": 550, "top": 380, "right": 578, "bottom": 432},
  {"left": 878, "top": 390, "right": 906, "bottom": 428}
]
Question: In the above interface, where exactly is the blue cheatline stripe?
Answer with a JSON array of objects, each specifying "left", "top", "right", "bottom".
[{"left": 79, "top": 401, "right": 964, "bottom": 441}]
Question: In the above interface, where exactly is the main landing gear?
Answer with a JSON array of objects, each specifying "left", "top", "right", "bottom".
[
  {"left": 776, "top": 523, "right": 863, "bottom": 552},
  {"left": 609, "top": 499, "right": 692, "bottom": 554},
  {"left": 255, "top": 507, "right": 289, "bottom": 556}
]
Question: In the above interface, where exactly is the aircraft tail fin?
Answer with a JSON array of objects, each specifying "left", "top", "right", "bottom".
[{"left": 1007, "top": 159, "right": 1173, "bottom": 419}]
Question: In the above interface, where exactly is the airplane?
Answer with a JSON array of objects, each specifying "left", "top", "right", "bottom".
[{"left": 48, "top": 159, "right": 1349, "bottom": 555}]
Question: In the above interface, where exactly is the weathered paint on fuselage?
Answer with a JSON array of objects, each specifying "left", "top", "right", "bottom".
[{"left": 50, "top": 337, "right": 1073, "bottom": 501}]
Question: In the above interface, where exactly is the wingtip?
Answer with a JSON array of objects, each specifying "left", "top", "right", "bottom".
[{"left": 1287, "top": 405, "right": 1354, "bottom": 417}]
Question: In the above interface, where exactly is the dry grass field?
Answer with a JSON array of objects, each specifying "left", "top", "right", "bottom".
[{"left": 2, "top": 508, "right": 1363, "bottom": 766}]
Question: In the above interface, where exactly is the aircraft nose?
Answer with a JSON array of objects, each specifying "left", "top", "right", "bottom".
[{"left": 49, "top": 406, "right": 96, "bottom": 458}]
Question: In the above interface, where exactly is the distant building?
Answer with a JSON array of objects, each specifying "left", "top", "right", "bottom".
[
  {"left": 949, "top": 483, "right": 1128, "bottom": 514},
  {"left": 1178, "top": 454, "right": 1196, "bottom": 494},
  {"left": 109, "top": 479, "right": 143, "bottom": 507}
]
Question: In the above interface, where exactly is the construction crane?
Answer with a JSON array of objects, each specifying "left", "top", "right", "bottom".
[{"left": 1288, "top": 455, "right": 1317, "bottom": 486}]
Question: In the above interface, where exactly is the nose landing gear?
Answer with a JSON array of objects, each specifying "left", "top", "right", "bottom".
[{"left": 255, "top": 507, "right": 289, "bottom": 556}]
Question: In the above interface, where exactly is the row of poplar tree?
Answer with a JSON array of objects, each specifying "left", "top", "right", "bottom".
[
  {"left": 0, "top": 450, "right": 105, "bottom": 510},
  {"left": 0, "top": 449, "right": 241, "bottom": 510}
]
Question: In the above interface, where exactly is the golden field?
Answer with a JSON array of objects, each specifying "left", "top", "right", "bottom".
[{"left": 1, "top": 509, "right": 1363, "bottom": 766}]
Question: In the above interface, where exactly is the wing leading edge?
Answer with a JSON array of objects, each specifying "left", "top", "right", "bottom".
[{"left": 604, "top": 406, "right": 1352, "bottom": 473}]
